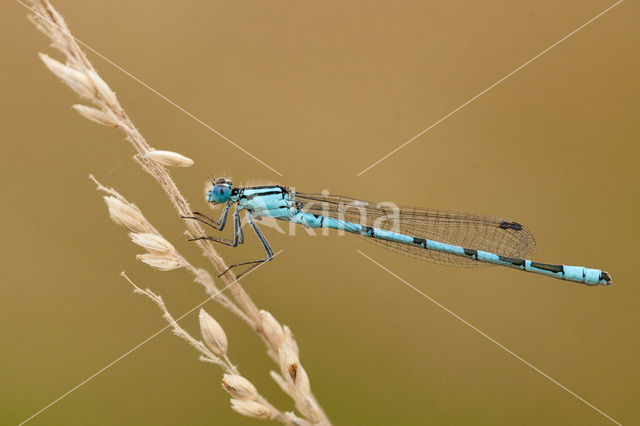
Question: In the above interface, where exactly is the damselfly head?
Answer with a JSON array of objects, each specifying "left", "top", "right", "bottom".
[{"left": 207, "top": 177, "right": 233, "bottom": 204}]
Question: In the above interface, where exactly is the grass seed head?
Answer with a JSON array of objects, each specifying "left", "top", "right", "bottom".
[
  {"left": 199, "top": 309, "right": 228, "bottom": 355},
  {"left": 145, "top": 150, "right": 194, "bottom": 167},
  {"left": 222, "top": 374, "right": 258, "bottom": 400}
]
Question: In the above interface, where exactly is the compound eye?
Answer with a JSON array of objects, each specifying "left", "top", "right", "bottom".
[{"left": 207, "top": 185, "right": 231, "bottom": 204}]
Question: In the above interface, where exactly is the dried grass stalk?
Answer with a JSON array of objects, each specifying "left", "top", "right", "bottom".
[
  {"left": 92, "top": 176, "right": 249, "bottom": 323},
  {"left": 30, "top": 0, "right": 329, "bottom": 423},
  {"left": 122, "top": 273, "right": 286, "bottom": 423}
]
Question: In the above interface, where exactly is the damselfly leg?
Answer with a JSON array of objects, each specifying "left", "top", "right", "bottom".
[
  {"left": 181, "top": 203, "right": 230, "bottom": 231},
  {"left": 184, "top": 204, "right": 239, "bottom": 246},
  {"left": 183, "top": 207, "right": 273, "bottom": 279},
  {"left": 218, "top": 215, "right": 274, "bottom": 279}
]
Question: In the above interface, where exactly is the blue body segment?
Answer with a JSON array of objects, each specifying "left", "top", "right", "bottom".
[
  {"left": 288, "top": 211, "right": 607, "bottom": 285},
  {"left": 195, "top": 181, "right": 611, "bottom": 286}
]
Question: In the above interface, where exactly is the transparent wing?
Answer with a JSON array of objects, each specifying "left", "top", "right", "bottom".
[{"left": 293, "top": 192, "right": 537, "bottom": 267}]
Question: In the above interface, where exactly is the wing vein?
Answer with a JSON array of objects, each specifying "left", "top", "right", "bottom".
[{"left": 293, "top": 192, "right": 536, "bottom": 267}]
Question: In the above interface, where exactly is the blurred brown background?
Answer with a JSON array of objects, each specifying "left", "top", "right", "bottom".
[{"left": 1, "top": 1, "right": 638, "bottom": 425}]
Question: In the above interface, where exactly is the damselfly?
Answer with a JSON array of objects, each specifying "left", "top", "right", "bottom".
[{"left": 183, "top": 177, "right": 612, "bottom": 286}]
